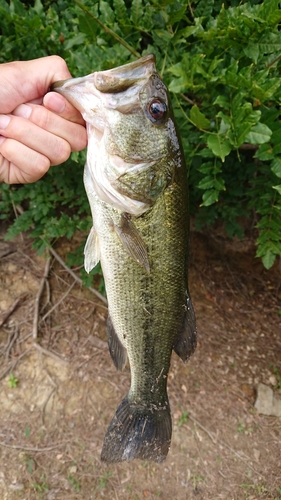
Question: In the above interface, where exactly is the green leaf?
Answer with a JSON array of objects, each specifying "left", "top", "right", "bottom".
[
  {"left": 255, "top": 143, "right": 274, "bottom": 161},
  {"left": 194, "top": 0, "right": 214, "bottom": 18},
  {"left": 190, "top": 106, "right": 210, "bottom": 130},
  {"left": 175, "top": 25, "right": 201, "bottom": 41},
  {"left": 261, "top": 250, "right": 276, "bottom": 269},
  {"left": 33, "top": 0, "right": 43, "bottom": 16},
  {"left": 244, "top": 43, "right": 259, "bottom": 63},
  {"left": 168, "top": 4, "right": 187, "bottom": 25},
  {"left": 64, "top": 33, "right": 86, "bottom": 50},
  {"left": 245, "top": 123, "right": 272, "bottom": 145},
  {"left": 273, "top": 184, "right": 281, "bottom": 194},
  {"left": 113, "top": 0, "right": 129, "bottom": 23},
  {"left": 130, "top": 0, "right": 143, "bottom": 26},
  {"left": 200, "top": 189, "right": 219, "bottom": 207},
  {"left": 99, "top": 0, "right": 115, "bottom": 25},
  {"left": 271, "top": 157, "right": 281, "bottom": 178},
  {"left": 207, "top": 135, "right": 232, "bottom": 161},
  {"left": 198, "top": 175, "right": 215, "bottom": 190},
  {"left": 214, "top": 95, "right": 230, "bottom": 110}
]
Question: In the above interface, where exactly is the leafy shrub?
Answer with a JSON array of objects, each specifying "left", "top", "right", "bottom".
[{"left": 0, "top": 0, "right": 281, "bottom": 272}]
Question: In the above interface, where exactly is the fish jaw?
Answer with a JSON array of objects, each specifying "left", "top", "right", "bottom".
[{"left": 51, "top": 54, "right": 156, "bottom": 122}]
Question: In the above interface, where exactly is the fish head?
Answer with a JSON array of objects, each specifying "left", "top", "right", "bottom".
[{"left": 51, "top": 54, "right": 182, "bottom": 214}]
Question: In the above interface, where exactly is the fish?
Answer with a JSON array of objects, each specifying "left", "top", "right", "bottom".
[{"left": 51, "top": 54, "right": 197, "bottom": 463}]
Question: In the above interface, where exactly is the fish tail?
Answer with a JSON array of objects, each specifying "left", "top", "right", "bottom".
[{"left": 101, "top": 396, "right": 172, "bottom": 463}]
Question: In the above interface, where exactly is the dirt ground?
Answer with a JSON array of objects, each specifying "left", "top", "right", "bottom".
[{"left": 0, "top": 223, "right": 280, "bottom": 500}]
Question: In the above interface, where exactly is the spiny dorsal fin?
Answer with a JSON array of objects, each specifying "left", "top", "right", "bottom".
[{"left": 114, "top": 213, "right": 150, "bottom": 274}]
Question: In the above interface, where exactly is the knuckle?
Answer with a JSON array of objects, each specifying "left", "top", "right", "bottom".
[
  {"left": 30, "top": 106, "right": 49, "bottom": 130},
  {"left": 52, "top": 139, "right": 71, "bottom": 164},
  {"left": 35, "top": 155, "right": 50, "bottom": 176},
  {"left": 1, "top": 137, "right": 13, "bottom": 157},
  {"left": 50, "top": 55, "right": 69, "bottom": 76},
  {"left": 71, "top": 125, "right": 87, "bottom": 152}
]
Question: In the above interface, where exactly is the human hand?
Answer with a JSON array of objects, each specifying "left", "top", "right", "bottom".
[{"left": 0, "top": 56, "right": 87, "bottom": 184}]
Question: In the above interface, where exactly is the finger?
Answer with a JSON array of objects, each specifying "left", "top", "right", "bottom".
[
  {"left": 11, "top": 104, "right": 87, "bottom": 153},
  {"left": 43, "top": 92, "right": 85, "bottom": 125},
  {"left": 0, "top": 138, "right": 50, "bottom": 184},
  {"left": 0, "top": 113, "right": 72, "bottom": 165},
  {"left": 1, "top": 56, "right": 73, "bottom": 114}
]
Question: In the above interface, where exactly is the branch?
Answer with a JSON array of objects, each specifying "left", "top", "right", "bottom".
[
  {"left": 0, "top": 441, "right": 67, "bottom": 452},
  {"left": 40, "top": 280, "right": 75, "bottom": 322},
  {"left": 32, "top": 254, "right": 51, "bottom": 340},
  {"left": 33, "top": 343, "right": 68, "bottom": 365},
  {"left": 0, "top": 293, "right": 27, "bottom": 328},
  {"left": 74, "top": 1, "right": 140, "bottom": 58},
  {"left": 189, "top": 413, "right": 265, "bottom": 479},
  {"left": 49, "top": 246, "right": 108, "bottom": 306}
]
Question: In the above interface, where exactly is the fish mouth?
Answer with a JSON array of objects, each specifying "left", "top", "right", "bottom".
[
  {"left": 50, "top": 54, "right": 156, "bottom": 111},
  {"left": 93, "top": 53, "right": 156, "bottom": 93}
]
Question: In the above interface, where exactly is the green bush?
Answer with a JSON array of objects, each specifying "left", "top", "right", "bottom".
[{"left": 1, "top": 0, "right": 281, "bottom": 273}]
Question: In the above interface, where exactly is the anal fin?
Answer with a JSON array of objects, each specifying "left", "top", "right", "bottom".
[
  {"left": 173, "top": 294, "right": 197, "bottom": 362},
  {"left": 114, "top": 213, "right": 150, "bottom": 274},
  {"left": 107, "top": 315, "right": 127, "bottom": 371}
]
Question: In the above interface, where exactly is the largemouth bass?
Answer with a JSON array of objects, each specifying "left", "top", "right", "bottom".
[{"left": 52, "top": 54, "right": 197, "bottom": 463}]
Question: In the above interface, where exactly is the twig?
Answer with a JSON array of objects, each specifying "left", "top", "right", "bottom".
[
  {"left": 33, "top": 342, "right": 68, "bottom": 365},
  {"left": 180, "top": 93, "right": 197, "bottom": 106},
  {"left": 0, "top": 294, "right": 27, "bottom": 328},
  {"left": 266, "top": 53, "right": 281, "bottom": 69},
  {"left": 49, "top": 246, "right": 108, "bottom": 306},
  {"left": 77, "top": 352, "right": 98, "bottom": 370},
  {"left": 0, "top": 243, "right": 16, "bottom": 259},
  {"left": 5, "top": 325, "right": 19, "bottom": 361},
  {"left": 189, "top": 413, "right": 265, "bottom": 479},
  {"left": 0, "top": 347, "right": 33, "bottom": 381},
  {"left": 189, "top": 414, "right": 217, "bottom": 444},
  {"left": 32, "top": 255, "right": 51, "bottom": 339},
  {"left": 41, "top": 388, "right": 56, "bottom": 426},
  {"left": 74, "top": 0, "right": 140, "bottom": 58},
  {"left": 0, "top": 442, "right": 67, "bottom": 452},
  {"left": 40, "top": 280, "right": 76, "bottom": 322},
  {"left": 87, "top": 334, "right": 107, "bottom": 350}
]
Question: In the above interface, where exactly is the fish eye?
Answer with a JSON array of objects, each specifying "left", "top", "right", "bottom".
[{"left": 148, "top": 99, "right": 167, "bottom": 121}]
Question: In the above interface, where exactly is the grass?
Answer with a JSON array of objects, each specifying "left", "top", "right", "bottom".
[
  {"left": 271, "top": 365, "right": 281, "bottom": 392},
  {"left": 8, "top": 373, "right": 19, "bottom": 388}
]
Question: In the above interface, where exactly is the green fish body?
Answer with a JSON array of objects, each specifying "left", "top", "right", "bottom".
[{"left": 52, "top": 54, "right": 197, "bottom": 463}]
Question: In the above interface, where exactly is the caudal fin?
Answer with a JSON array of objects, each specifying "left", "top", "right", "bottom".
[{"left": 101, "top": 396, "right": 172, "bottom": 463}]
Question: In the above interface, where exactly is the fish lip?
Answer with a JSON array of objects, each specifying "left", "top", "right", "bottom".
[
  {"left": 93, "top": 54, "right": 156, "bottom": 93},
  {"left": 50, "top": 54, "right": 156, "bottom": 94}
]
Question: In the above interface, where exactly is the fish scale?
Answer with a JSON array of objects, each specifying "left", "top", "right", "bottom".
[{"left": 51, "top": 54, "right": 197, "bottom": 463}]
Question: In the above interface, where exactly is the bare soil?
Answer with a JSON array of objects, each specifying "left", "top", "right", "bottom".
[{"left": 0, "top": 224, "right": 280, "bottom": 500}]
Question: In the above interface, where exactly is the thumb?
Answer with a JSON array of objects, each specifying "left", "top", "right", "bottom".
[{"left": 43, "top": 91, "right": 85, "bottom": 125}]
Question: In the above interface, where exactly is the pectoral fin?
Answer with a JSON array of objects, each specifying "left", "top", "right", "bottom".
[
  {"left": 173, "top": 294, "right": 197, "bottom": 362},
  {"left": 107, "top": 315, "right": 127, "bottom": 371},
  {"left": 114, "top": 213, "right": 150, "bottom": 274},
  {"left": 84, "top": 226, "right": 100, "bottom": 273}
]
